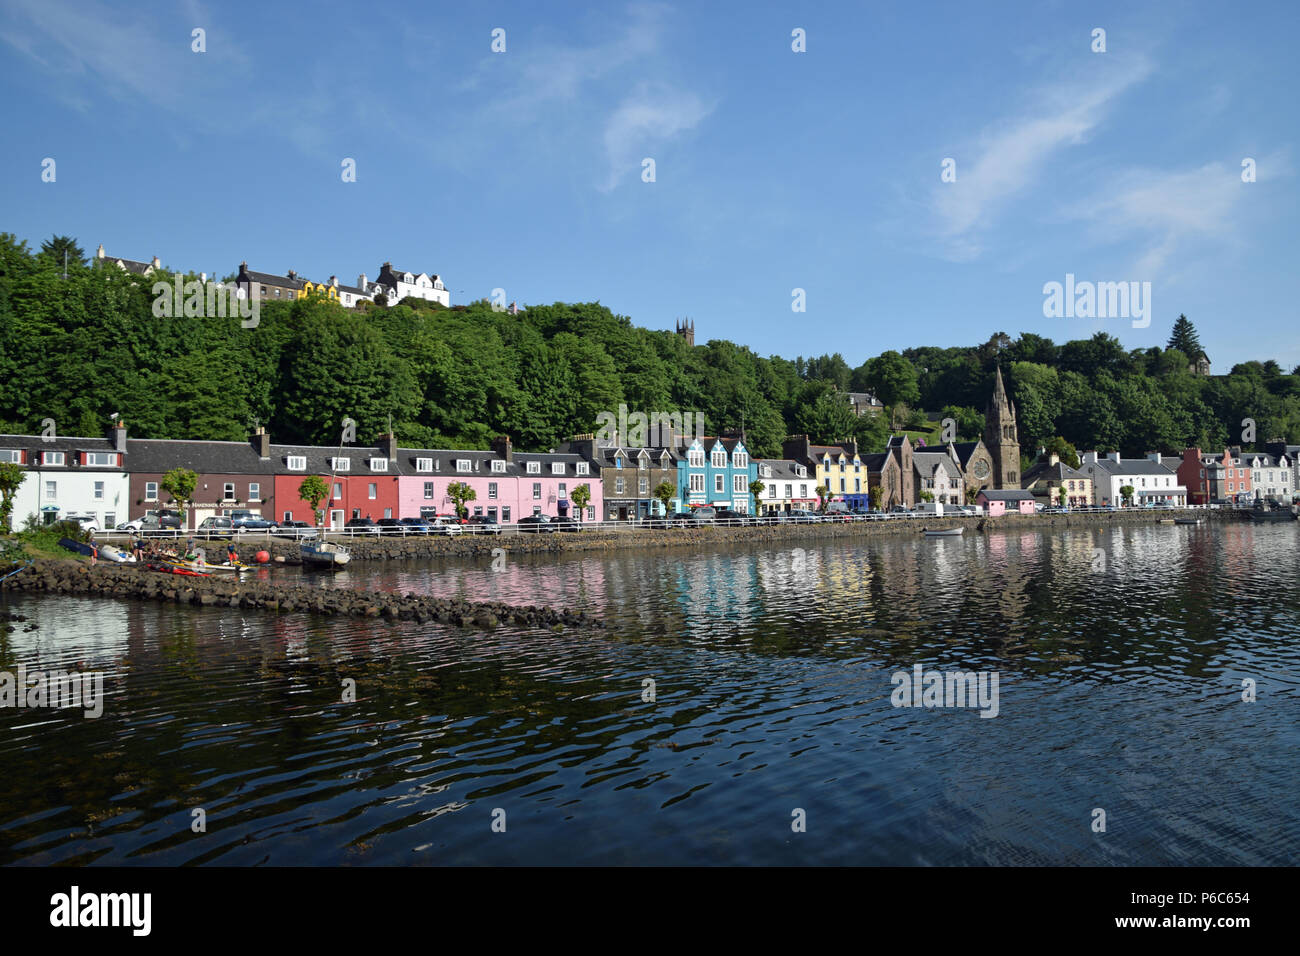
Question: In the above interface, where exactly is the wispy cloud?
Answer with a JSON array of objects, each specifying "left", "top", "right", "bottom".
[
  {"left": 598, "top": 83, "right": 712, "bottom": 192},
  {"left": 926, "top": 56, "right": 1153, "bottom": 260}
]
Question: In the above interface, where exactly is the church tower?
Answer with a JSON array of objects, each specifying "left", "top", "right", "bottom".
[
  {"left": 984, "top": 365, "right": 1020, "bottom": 489},
  {"left": 675, "top": 318, "right": 695, "bottom": 347}
]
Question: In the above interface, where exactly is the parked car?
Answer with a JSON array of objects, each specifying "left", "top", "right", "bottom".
[
  {"left": 428, "top": 517, "right": 463, "bottom": 536},
  {"left": 275, "top": 520, "right": 317, "bottom": 539},
  {"left": 375, "top": 518, "right": 407, "bottom": 534},
  {"left": 345, "top": 517, "right": 379, "bottom": 535},
  {"left": 119, "top": 513, "right": 178, "bottom": 536},
  {"left": 517, "top": 514, "right": 556, "bottom": 533},
  {"left": 669, "top": 512, "right": 700, "bottom": 528},
  {"left": 549, "top": 516, "right": 583, "bottom": 532},
  {"left": 228, "top": 509, "right": 278, "bottom": 531},
  {"left": 787, "top": 510, "right": 821, "bottom": 523},
  {"left": 465, "top": 515, "right": 503, "bottom": 534},
  {"left": 437, "top": 513, "right": 469, "bottom": 525},
  {"left": 395, "top": 517, "right": 433, "bottom": 534},
  {"left": 67, "top": 514, "right": 100, "bottom": 534},
  {"left": 196, "top": 516, "right": 234, "bottom": 538},
  {"left": 713, "top": 508, "right": 756, "bottom": 526}
]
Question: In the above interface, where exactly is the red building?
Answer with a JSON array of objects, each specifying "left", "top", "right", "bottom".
[
  {"left": 271, "top": 435, "right": 402, "bottom": 528},
  {"left": 1177, "top": 447, "right": 1252, "bottom": 504}
]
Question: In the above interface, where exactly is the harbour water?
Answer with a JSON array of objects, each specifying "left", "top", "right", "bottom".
[{"left": 2, "top": 522, "right": 1296, "bottom": 865}]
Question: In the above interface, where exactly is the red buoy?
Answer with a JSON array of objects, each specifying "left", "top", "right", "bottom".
[{"left": 255, "top": 550, "right": 271, "bottom": 564}]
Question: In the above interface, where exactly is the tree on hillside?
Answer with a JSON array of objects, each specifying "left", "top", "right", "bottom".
[
  {"left": 1042, "top": 436, "right": 1081, "bottom": 469},
  {"left": 859, "top": 351, "right": 920, "bottom": 408},
  {"left": 1167, "top": 315, "right": 1205, "bottom": 361},
  {"left": 39, "top": 235, "right": 86, "bottom": 271}
]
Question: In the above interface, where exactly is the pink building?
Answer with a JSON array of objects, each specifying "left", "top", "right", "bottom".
[
  {"left": 395, "top": 438, "right": 601, "bottom": 522},
  {"left": 977, "top": 489, "right": 1037, "bottom": 516}
]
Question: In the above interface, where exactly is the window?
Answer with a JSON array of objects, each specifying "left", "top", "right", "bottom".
[
  {"left": 587, "top": 507, "right": 595, "bottom": 521},
  {"left": 615, "top": 477, "right": 625, "bottom": 494},
  {"left": 800, "top": 484, "right": 808, "bottom": 498},
  {"left": 42, "top": 451, "right": 65, "bottom": 466},
  {"left": 332, "top": 457, "right": 350, "bottom": 471},
  {"left": 855, "top": 478, "right": 861, "bottom": 492},
  {"left": 734, "top": 452, "right": 748, "bottom": 468},
  {"left": 638, "top": 456, "right": 648, "bottom": 471},
  {"left": 145, "top": 481, "right": 158, "bottom": 501},
  {"left": 383, "top": 508, "right": 392, "bottom": 519},
  {"left": 576, "top": 462, "right": 589, "bottom": 475},
  {"left": 690, "top": 474, "right": 704, "bottom": 493},
  {"left": 249, "top": 482, "right": 260, "bottom": 500},
  {"left": 784, "top": 484, "right": 792, "bottom": 499},
  {"left": 283, "top": 511, "right": 292, "bottom": 522},
  {"left": 0, "top": 450, "right": 20, "bottom": 463},
  {"left": 712, "top": 449, "right": 726, "bottom": 468},
  {"left": 45, "top": 480, "right": 56, "bottom": 498},
  {"left": 368, "top": 483, "right": 377, "bottom": 499},
  {"left": 287, "top": 456, "right": 306, "bottom": 471},
  {"left": 416, "top": 458, "right": 432, "bottom": 472},
  {"left": 840, "top": 478, "right": 846, "bottom": 492},
  {"left": 456, "top": 459, "right": 471, "bottom": 473},
  {"left": 424, "top": 482, "right": 434, "bottom": 499},
  {"left": 104, "top": 513, "right": 114, "bottom": 528},
  {"left": 224, "top": 483, "right": 235, "bottom": 499},
  {"left": 639, "top": 477, "right": 649, "bottom": 495},
  {"left": 83, "top": 452, "right": 116, "bottom": 466},
  {"left": 1228, "top": 482, "right": 1234, "bottom": 492},
  {"left": 551, "top": 463, "right": 564, "bottom": 475},
  {"left": 502, "top": 507, "right": 511, "bottom": 522},
  {"left": 715, "top": 475, "right": 724, "bottom": 493},
  {"left": 93, "top": 481, "right": 104, "bottom": 500},
  {"left": 768, "top": 484, "right": 777, "bottom": 498},
  {"left": 527, "top": 461, "right": 541, "bottom": 474},
  {"left": 333, "top": 482, "right": 342, "bottom": 500},
  {"left": 488, "top": 482, "right": 498, "bottom": 499},
  {"left": 370, "top": 458, "right": 388, "bottom": 472},
  {"left": 533, "top": 483, "right": 542, "bottom": 499},
  {"left": 734, "top": 475, "right": 746, "bottom": 493},
  {"left": 492, "top": 460, "right": 506, "bottom": 473},
  {"left": 689, "top": 450, "right": 705, "bottom": 467}
]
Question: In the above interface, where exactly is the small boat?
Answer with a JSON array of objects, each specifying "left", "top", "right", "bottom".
[
  {"left": 301, "top": 539, "right": 351, "bottom": 568},
  {"left": 1174, "top": 517, "right": 1203, "bottom": 526},
  {"left": 58, "top": 537, "right": 96, "bottom": 557},
  {"left": 147, "top": 561, "right": 211, "bottom": 577},
  {"left": 98, "top": 544, "right": 136, "bottom": 563},
  {"left": 922, "top": 527, "right": 964, "bottom": 537},
  {"left": 1244, "top": 507, "right": 1296, "bottom": 522}
]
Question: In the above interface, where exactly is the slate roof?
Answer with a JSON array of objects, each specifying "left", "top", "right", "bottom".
[
  {"left": 978, "top": 489, "right": 1035, "bottom": 501},
  {"left": 1021, "top": 461, "right": 1090, "bottom": 485},
  {"left": 105, "top": 257, "right": 155, "bottom": 275},
  {"left": 913, "top": 451, "right": 961, "bottom": 478},
  {"left": 1087, "top": 457, "right": 1179, "bottom": 476},
  {"left": 0, "top": 434, "right": 123, "bottom": 470},
  {"left": 862, "top": 452, "right": 893, "bottom": 472},
  {"left": 756, "top": 459, "right": 812, "bottom": 481}
]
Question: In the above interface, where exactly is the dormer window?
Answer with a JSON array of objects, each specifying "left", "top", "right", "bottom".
[
  {"left": 733, "top": 452, "right": 748, "bottom": 469},
  {"left": 370, "top": 458, "right": 388, "bottom": 472},
  {"left": 456, "top": 459, "right": 471, "bottom": 473},
  {"left": 83, "top": 452, "right": 116, "bottom": 466},
  {"left": 689, "top": 449, "right": 705, "bottom": 467},
  {"left": 711, "top": 449, "right": 726, "bottom": 468},
  {"left": 491, "top": 460, "right": 506, "bottom": 473},
  {"left": 527, "top": 461, "right": 540, "bottom": 475},
  {"left": 287, "top": 456, "right": 306, "bottom": 471},
  {"left": 551, "top": 463, "right": 564, "bottom": 475},
  {"left": 416, "top": 458, "right": 432, "bottom": 472},
  {"left": 332, "top": 457, "right": 350, "bottom": 471},
  {"left": 0, "top": 450, "right": 20, "bottom": 464},
  {"left": 576, "top": 462, "right": 589, "bottom": 475},
  {"left": 42, "top": 451, "right": 65, "bottom": 466}
]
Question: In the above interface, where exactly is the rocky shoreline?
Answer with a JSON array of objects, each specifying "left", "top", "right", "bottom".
[{"left": 1, "top": 559, "right": 599, "bottom": 632}]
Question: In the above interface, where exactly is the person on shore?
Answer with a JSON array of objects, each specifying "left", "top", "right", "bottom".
[{"left": 226, "top": 542, "right": 238, "bottom": 566}]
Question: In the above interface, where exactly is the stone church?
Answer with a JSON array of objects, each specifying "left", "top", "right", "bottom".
[{"left": 983, "top": 365, "right": 1021, "bottom": 489}]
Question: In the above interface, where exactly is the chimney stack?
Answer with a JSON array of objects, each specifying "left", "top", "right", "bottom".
[
  {"left": 252, "top": 426, "right": 270, "bottom": 459},
  {"left": 380, "top": 432, "right": 397, "bottom": 462},
  {"left": 1107, "top": 451, "right": 1122, "bottom": 463},
  {"left": 1048, "top": 452, "right": 1059, "bottom": 466},
  {"left": 358, "top": 273, "right": 367, "bottom": 289},
  {"left": 1146, "top": 451, "right": 1162, "bottom": 465},
  {"left": 112, "top": 418, "right": 127, "bottom": 452},
  {"left": 491, "top": 435, "right": 514, "bottom": 462}
]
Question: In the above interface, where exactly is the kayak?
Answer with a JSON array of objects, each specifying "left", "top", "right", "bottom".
[
  {"left": 58, "top": 537, "right": 96, "bottom": 556},
  {"left": 147, "top": 561, "right": 211, "bottom": 577}
]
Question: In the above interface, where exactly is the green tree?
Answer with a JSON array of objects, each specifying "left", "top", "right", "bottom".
[
  {"left": 297, "top": 475, "right": 331, "bottom": 527},
  {"left": 653, "top": 480, "right": 676, "bottom": 516},
  {"left": 40, "top": 235, "right": 86, "bottom": 271},
  {"left": 570, "top": 482, "right": 591, "bottom": 521},
  {"left": 1120, "top": 484, "right": 1135, "bottom": 507},
  {"left": 748, "top": 479, "right": 766, "bottom": 514},
  {"left": 446, "top": 481, "right": 477, "bottom": 519},
  {"left": 815, "top": 483, "right": 830, "bottom": 511},
  {"left": 1042, "top": 436, "right": 1081, "bottom": 469},
  {"left": 869, "top": 485, "right": 884, "bottom": 511},
  {"left": 859, "top": 351, "right": 920, "bottom": 407},
  {"left": 0, "top": 461, "right": 27, "bottom": 533},
  {"left": 160, "top": 467, "right": 198, "bottom": 529},
  {"left": 1167, "top": 315, "right": 1205, "bottom": 362}
]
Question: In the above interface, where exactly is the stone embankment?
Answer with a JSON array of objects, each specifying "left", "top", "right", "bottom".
[
  {"left": 149, "top": 508, "right": 1232, "bottom": 563},
  {"left": 1, "top": 559, "right": 599, "bottom": 632}
]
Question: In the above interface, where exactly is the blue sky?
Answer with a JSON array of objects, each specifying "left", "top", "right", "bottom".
[{"left": 1, "top": 0, "right": 1296, "bottom": 371}]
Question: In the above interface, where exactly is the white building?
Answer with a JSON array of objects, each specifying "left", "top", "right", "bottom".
[
  {"left": 366, "top": 262, "right": 450, "bottom": 307},
  {"left": 1078, "top": 451, "right": 1187, "bottom": 506},
  {"left": 1246, "top": 452, "right": 1293, "bottom": 502},
  {"left": 1, "top": 423, "right": 132, "bottom": 531},
  {"left": 756, "top": 459, "right": 816, "bottom": 514}
]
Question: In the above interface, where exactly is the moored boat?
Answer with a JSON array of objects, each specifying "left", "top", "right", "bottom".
[
  {"left": 1174, "top": 517, "right": 1203, "bottom": 525},
  {"left": 922, "top": 527, "right": 964, "bottom": 537},
  {"left": 301, "top": 539, "right": 351, "bottom": 568},
  {"left": 147, "top": 560, "right": 212, "bottom": 577},
  {"left": 98, "top": 544, "right": 136, "bottom": 563},
  {"left": 1244, "top": 506, "right": 1296, "bottom": 522}
]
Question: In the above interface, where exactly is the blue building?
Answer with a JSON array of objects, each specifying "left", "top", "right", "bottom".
[{"left": 675, "top": 437, "right": 758, "bottom": 513}]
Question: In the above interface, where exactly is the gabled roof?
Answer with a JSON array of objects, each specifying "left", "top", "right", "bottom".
[
  {"left": 1086, "top": 457, "right": 1178, "bottom": 476},
  {"left": 1021, "top": 461, "right": 1090, "bottom": 484},
  {"left": 0, "top": 434, "right": 123, "bottom": 469},
  {"left": 978, "top": 489, "right": 1035, "bottom": 501}
]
